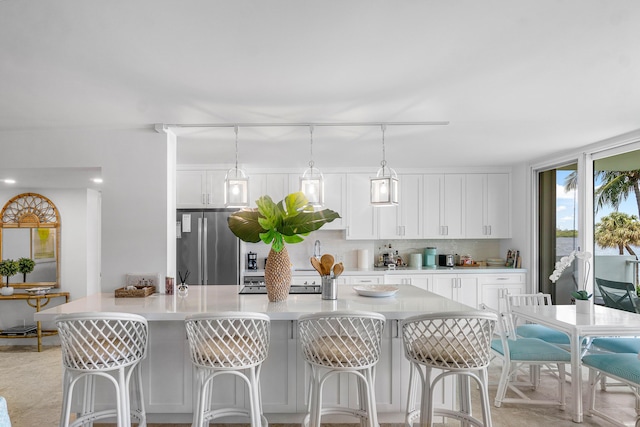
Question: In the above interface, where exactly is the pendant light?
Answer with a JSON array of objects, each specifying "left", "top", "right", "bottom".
[
  {"left": 300, "top": 125, "right": 324, "bottom": 207},
  {"left": 224, "top": 126, "right": 250, "bottom": 208},
  {"left": 370, "top": 124, "right": 399, "bottom": 206}
]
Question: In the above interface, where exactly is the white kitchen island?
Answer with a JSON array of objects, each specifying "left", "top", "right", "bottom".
[{"left": 35, "top": 285, "right": 476, "bottom": 424}]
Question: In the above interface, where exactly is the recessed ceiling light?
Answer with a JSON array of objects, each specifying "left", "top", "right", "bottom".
[
  {"left": 92, "top": 178, "right": 103, "bottom": 184},
  {"left": 3, "top": 179, "right": 16, "bottom": 184}
]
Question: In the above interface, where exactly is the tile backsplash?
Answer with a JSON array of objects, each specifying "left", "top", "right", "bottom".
[{"left": 244, "top": 230, "right": 503, "bottom": 270}]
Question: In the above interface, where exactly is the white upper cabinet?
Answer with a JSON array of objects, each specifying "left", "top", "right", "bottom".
[
  {"left": 319, "top": 173, "right": 347, "bottom": 230},
  {"left": 423, "top": 174, "right": 465, "bottom": 239},
  {"left": 346, "top": 173, "right": 377, "bottom": 239},
  {"left": 176, "top": 169, "right": 226, "bottom": 208},
  {"left": 465, "top": 173, "right": 511, "bottom": 238},
  {"left": 379, "top": 174, "right": 423, "bottom": 239},
  {"left": 249, "top": 173, "right": 290, "bottom": 207}
]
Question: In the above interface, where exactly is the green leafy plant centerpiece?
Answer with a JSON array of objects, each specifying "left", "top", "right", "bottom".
[
  {"left": 0, "top": 259, "right": 19, "bottom": 296},
  {"left": 17, "top": 257, "right": 36, "bottom": 283},
  {"left": 228, "top": 192, "right": 340, "bottom": 302}
]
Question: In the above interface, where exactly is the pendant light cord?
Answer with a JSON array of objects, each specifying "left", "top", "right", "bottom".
[
  {"left": 308, "top": 125, "right": 315, "bottom": 169},
  {"left": 234, "top": 125, "right": 239, "bottom": 178},
  {"left": 380, "top": 124, "right": 387, "bottom": 174}
]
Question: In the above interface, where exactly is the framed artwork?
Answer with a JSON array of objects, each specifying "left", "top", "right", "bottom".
[{"left": 32, "top": 228, "right": 56, "bottom": 262}]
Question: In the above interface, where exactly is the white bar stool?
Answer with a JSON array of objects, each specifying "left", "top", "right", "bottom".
[
  {"left": 55, "top": 312, "right": 149, "bottom": 427},
  {"left": 184, "top": 312, "right": 270, "bottom": 427},
  {"left": 298, "top": 310, "right": 386, "bottom": 427},
  {"left": 401, "top": 311, "right": 497, "bottom": 427}
]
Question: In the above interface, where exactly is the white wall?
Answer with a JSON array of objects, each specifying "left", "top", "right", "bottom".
[{"left": 0, "top": 128, "right": 169, "bottom": 344}]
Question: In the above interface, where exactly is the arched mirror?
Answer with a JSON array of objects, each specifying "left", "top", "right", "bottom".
[{"left": 0, "top": 193, "right": 60, "bottom": 288}]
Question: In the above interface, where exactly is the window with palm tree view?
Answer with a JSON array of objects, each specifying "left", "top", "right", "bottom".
[{"left": 541, "top": 151, "right": 640, "bottom": 308}]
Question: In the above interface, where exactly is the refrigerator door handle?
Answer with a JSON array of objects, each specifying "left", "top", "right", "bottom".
[
  {"left": 198, "top": 218, "right": 203, "bottom": 285},
  {"left": 203, "top": 217, "right": 208, "bottom": 284}
]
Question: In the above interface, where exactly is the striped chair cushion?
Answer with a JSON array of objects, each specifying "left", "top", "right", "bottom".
[{"left": 582, "top": 353, "right": 640, "bottom": 385}]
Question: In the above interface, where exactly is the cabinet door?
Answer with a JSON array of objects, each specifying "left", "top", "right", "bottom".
[
  {"left": 322, "top": 173, "right": 347, "bottom": 230},
  {"left": 260, "top": 321, "right": 298, "bottom": 412},
  {"left": 465, "top": 174, "right": 485, "bottom": 238},
  {"left": 176, "top": 170, "right": 206, "bottom": 208},
  {"left": 457, "top": 275, "right": 479, "bottom": 308},
  {"left": 384, "top": 274, "right": 430, "bottom": 290},
  {"left": 399, "top": 174, "right": 423, "bottom": 239},
  {"left": 465, "top": 173, "right": 511, "bottom": 238},
  {"left": 430, "top": 274, "right": 457, "bottom": 300},
  {"left": 423, "top": 174, "right": 444, "bottom": 238},
  {"left": 442, "top": 174, "right": 465, "bottom": 238},
  {"left": 346, "top": 174, "right": 377, "bottom": 239},
  {"left": 486, "top": 173, "right": 510, "bottom": 238},
  {"left": 204, "top": 170, "right": 227, "bottom": 207},
  {"left": 479, "top": 274, "right": 526, "bottom": 311}
]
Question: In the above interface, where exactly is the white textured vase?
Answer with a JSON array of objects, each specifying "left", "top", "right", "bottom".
[
  {"left": 575, "top": 299, "right": 592, "bottom": 314},
  {"left": 0, "top": 287, "right": 14, "bottom": 296}
]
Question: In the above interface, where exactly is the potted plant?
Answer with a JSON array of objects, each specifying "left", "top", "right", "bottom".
[
  {"left": 17, "top": 257, "right": 36, "bottom": 283},
  {"left": 228, "top": 192, "right": 340, "bottom": 302},
  {"left": 0, "top": 259, "right": 19, "bottom": 296},
  {"left": 549, "top": 250, "right": 592, "bottom": 312}
]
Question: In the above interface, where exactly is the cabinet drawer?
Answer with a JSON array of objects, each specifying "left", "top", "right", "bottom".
[
  {"left": 349, "top": 276, "right": 383, "bottom": 285},
  {"left": 477, "top": 273, "right": 525, "bottom": 285}
]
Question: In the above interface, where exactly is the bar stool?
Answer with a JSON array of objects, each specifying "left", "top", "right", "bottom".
[
  {"left": 55, "top": 312, "right": 148, "bottom": 427},
  {"left": 184, "top": 312, "right": 270, "bottom": 427},
  {"left": 298, "top": 310, "right": 386, "bottom": 427},
  {"left": 401, "top": 311, "right": 497, "bottom": 427}
]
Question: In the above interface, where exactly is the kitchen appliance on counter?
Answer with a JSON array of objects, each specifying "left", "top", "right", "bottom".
[
  {"left": 247, "top": 252, "right": 258, "bottom": 270},
  {"left": 239, "top": 275, "right": 321, "bottom": 294},
  {"left": 177, "top": 209, "right": 240, "bottom": 285},
  {"left": 424, "top": 247, "right": 437, "bottom": 267},
  {"left": 438, "top": 254, "right": 456, "bottom": 267}
]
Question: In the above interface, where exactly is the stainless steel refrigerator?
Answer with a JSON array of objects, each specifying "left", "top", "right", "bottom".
[{"left": 176, "top": 209, "right": 240, "bottom": 285}]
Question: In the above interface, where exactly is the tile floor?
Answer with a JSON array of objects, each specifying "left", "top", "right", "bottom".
[{"left": 0, "top": 345, "right": 635, "bottom": 426}]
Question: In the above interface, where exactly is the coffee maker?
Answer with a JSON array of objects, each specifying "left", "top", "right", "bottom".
[{"left": 247, "top": 252, "right": 258, "bottom": 270}]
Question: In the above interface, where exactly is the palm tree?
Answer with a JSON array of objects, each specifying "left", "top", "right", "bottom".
[
  {"left": 565, "top": 170, "right": 640, "bottom": 216},
  {"left": 595, "top": 212, "right": 640, "bottom": 256}
]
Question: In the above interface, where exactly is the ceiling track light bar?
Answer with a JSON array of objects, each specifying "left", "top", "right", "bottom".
[{"left": 157, "top": 121, "right": 449, "bottom": 132}]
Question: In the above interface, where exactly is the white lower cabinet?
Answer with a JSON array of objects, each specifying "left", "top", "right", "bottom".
[
  {"left": 342, "top": 275, "right": 384, "bottom": 285},
  {"left": 478, "top": 273, "right": 526, "bottom": 311},
  {"left": 430, "top": 274, "right": 478, "bottom": 308},
  {"left": 384, "top": 273, "right": 430, "bottom": 290}
]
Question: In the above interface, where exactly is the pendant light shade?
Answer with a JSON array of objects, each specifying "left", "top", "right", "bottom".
[
  {"left": 300, "top": 125, "right": 324, "bottom": 207},
  {"left": 370, "top": 125, "right": 399, "bottom": 206},
  {"left": 224, "top": 126, "right": 250, "bottom": 208}
]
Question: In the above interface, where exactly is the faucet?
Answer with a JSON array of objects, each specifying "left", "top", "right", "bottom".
[{"left": 313, "top": 240, "right": 321, "bottom": 259}]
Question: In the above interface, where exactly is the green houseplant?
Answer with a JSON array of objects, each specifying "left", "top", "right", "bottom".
[
  {"left": 17, "top": 257, "right": 36, "bottom": 283},
  {"left": 228, "top": 191, "right": 340, "bottom": 301},
  {"left": 0, "top": 259, "right": 19, "bottom": 296}
]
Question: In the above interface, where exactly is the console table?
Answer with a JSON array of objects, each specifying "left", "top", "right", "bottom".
[{"left": 0, "top": 292, "right": 70, "bottom": 352}]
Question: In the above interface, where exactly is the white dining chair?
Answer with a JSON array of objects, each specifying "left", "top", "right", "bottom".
[
  {"left": 481, "top": 303, "right": 571, "bottom": 408},
  {"left": 582, "top": 351, "right": 640, "bottom": 426}
]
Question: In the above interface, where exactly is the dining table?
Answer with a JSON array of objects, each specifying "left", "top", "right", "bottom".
[{"left": 510, "top": 304, "right": 640, "bottom": 423}]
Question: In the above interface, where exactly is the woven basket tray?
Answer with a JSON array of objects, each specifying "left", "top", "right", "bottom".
[{"left": 115, "top": 285, "right": 156, "bottom": 298}]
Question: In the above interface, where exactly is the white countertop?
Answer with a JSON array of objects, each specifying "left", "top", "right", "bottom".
[
  {"left": 245, "top": 266, "right": 526, "bottom": 276},
  {"left": 34, "top": 285, "right": 475, "bottom": 321}
]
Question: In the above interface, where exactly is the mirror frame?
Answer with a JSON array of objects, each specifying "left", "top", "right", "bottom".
[{"left": 0, "top": 192, "right": 61, "bottom": 288}]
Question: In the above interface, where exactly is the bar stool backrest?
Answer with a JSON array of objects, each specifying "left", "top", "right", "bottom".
[
  {"left": 401, "top": 311, "right": 497, "bottom": 370},
  {"left": 56, "top": 312, "right": 148, "bottom": 371},
  {"left": 185, "top": 311, "right": 270, "bottom": 369},
  {"left": 298, "top": 311, "right": 386, "bottom": 369}
]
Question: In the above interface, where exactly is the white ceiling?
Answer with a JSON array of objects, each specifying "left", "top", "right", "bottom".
[{"left": 2, "top": 0, "right": 640, "bottom": 174}]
